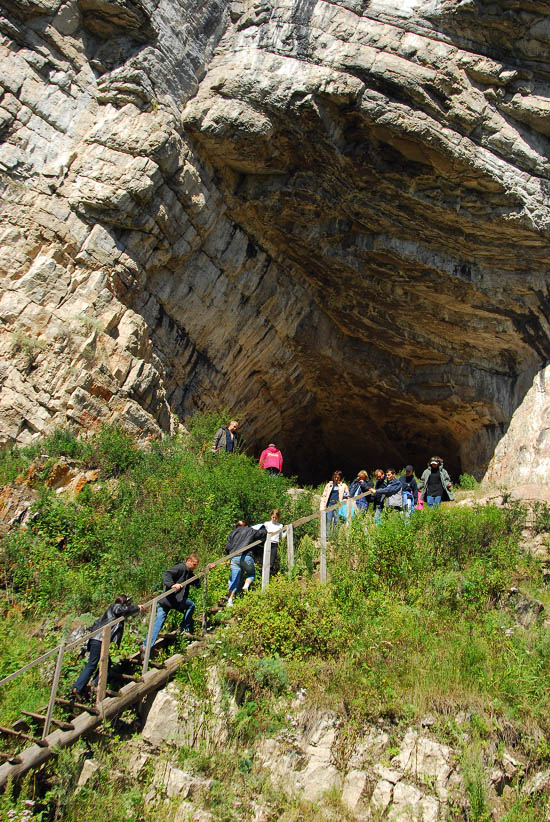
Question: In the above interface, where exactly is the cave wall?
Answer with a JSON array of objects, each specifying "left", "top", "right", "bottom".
[{"left": 0, "top": 0, "right": 549, "bottom": 483}]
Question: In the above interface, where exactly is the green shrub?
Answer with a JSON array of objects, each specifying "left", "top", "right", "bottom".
[
  {"left": 254, "top": 655, "right": 288, "bottom": 694},
  {"left": 458, "top": 472, "right": 479, "bottom": 490},
  {"left": 91, "top": 425, "right": 141, "bottom": 477},
  {"left": 225, "top": 577, "right": 351, "bottom": 660},
  {"left": 533, "top": 501, "right": 550, "bottom": 534},
  {"left": 43, "top": 428, "right": 91, "bottom": 461}
]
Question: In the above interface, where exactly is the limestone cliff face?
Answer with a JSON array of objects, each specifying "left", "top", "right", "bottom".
[{"left": 1, "top": 0, "right": 549, "bottom": 480}]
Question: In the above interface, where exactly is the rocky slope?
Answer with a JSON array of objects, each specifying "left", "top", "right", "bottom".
[
  {"left": 1, "top": 0, "right": 550, "bottom": 480},
  {"left": 70, "top": 665, "right": 550, "bottom": 821}
]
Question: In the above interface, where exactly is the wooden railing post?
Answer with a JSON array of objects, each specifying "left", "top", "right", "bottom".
[
  {"left": 262, "top": 535, "right": 272, "bottom": 590},
  {"left": 96, "top": 626, "right": 111, "bottom": 707},
  {"left": 286, "top": 524, "right": 294, "bottom": 572},
  {"left": 142, "top": 598, "right": 158, "bottom": 677},
  {"left": 320, "top": 511, "right": 327, "bottom": 583},
  {"left": 42, "top": 640, "right": 65, "bottom": 739},
  {"left": 346, "top": 496, "right": 352, "bottom": 527},
  {"left": 202, "top": 572, "right": 209, "bottom": 635}
]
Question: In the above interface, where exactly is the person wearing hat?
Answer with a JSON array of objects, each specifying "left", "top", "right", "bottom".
[
  {"left": 419, "top": 457, "right": 454, "bottom": 508},
  {"left": 258, "top": 443, "right": 283, "bottom": 475},
  {"left": 72, "top": 594, "right": 143, "bottom": 698}
]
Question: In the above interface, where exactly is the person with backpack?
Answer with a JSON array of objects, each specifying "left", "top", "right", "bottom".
[
  {"left": 348, "top": 470, "right": 373, "bottom": 514},
  {"left": 399, "top": 465, "right": 419, "bottom": 520},
  {"left": 72, "top": 595, "right": 143, "bottom": 698},
  {"left": 367, "top": 468, "right": 403, "bottom": 517}
]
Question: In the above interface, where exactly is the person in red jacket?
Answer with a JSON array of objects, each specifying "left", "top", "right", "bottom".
[{"left": 259, "top": 443, "right": 283, "bottom": 475}]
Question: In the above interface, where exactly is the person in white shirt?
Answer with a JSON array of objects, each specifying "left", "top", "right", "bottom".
[{"left": 253, "top": 509, "right": 283, "bottom": 575}]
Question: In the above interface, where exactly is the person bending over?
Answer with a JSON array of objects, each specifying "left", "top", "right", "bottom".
[
  {"left": 224, "top": 521, "right": 267, "bottom": 607},
  {"left": 73, "top": 595, "right": 143, "bottom": 698}
]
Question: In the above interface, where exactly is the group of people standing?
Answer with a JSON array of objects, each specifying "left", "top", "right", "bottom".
[{"left": 320, "top": 457, "right": 454, "bottom": 529}]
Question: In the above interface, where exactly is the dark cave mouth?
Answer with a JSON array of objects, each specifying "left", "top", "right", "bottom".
[{"left": 252, "top": 424, "right": 465, "bottom": 487}]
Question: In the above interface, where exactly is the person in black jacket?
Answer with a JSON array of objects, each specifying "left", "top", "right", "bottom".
[
  {"left": 400, "top": 465, "right": 419, "bottom": 520},
  {"left": 371, "top": 468, "right": 386, "bottom": 525},
  {"left": 72, "top": 594, "right": 143, "bottom": 697},
  {"left": 224, "top": 521, "right": 267, "bottom": 607},
  {"left": 142, "top": 554, "right": 200, "bottom": 654}
]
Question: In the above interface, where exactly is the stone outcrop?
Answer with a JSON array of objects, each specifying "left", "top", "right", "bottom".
[
  {"left": 2, "top": 0, "right": 550, "bottom": 480},
  {"left": 136, "top": 677, "right": 550, "bottom": 820}
]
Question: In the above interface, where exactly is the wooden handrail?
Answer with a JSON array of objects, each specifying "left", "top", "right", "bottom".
[{"left": 0, "top": 490, "right": 371, "bottom": 689}]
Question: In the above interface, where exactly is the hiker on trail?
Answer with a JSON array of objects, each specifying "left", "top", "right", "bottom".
[
  {"left": 141, "top": 554, "right": 200, "bottom": 656},
  {"left": 253, "top": 509, "right": 283, "bottom": 575},
  {"left": 72, "top": 595, "right": 143, "bottom": 698},
  {"left": 259, "top": 443, "right": 283, "bottom": 475},
  {"left": 212, "top": 420, "right": 239, "bottom": 454},
  {"left": 224, "top": 521, "right": 267, "bottom": 607},
  {"left": 400, "top": 465, "right": 419, "bottom": 519},
  {"left": 419, "top": 456, "right": 454, "bottom": 508},
  {"left": 320, "top": 470, "right": 349, "bottom": 532},
  {"left": 349, "top": 470, "right": 373, "bottom": 513},
  {"left": 367, "top": 469, "right": 403, "bottom": 516},
  {"left": 371, "top": 468, "right": 386, "bottom": 524}
]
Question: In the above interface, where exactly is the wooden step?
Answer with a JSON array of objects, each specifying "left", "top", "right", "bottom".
[
  {"left": 21, "top": 712, "right": 74, "bottom": 731},
  {"left": 55, "top": 697, "right": 99, "bottom": 716},
  {"left": 11, "top": 719, "right": 31, "bottom": 732},
  {"left": 0, "top": 752, "right": 23, "bottom": 764},
  {"left": 0, "top": 726, "right": 48, "bottom": 747},
  {"left": 120, "top": 674, "right": 143, "bottom": 683}
]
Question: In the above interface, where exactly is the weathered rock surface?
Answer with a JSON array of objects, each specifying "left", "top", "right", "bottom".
[{"left": 2, "top": 0, "right": 550, "bottom": 480}]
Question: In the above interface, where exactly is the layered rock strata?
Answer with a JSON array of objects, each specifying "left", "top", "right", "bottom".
[{"left": 1, "top": 0, "right": 550, "bottom": 480}]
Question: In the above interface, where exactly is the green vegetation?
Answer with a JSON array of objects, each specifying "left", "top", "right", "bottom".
[
  {"left": 458, "top": 472, "right": 479, "bottom": 490},
  {"left": 1, "top": 416, "right": 550, "bottom": 819},
  {"left": 0, "top": 413, "right": 313, "bottom": 721}
]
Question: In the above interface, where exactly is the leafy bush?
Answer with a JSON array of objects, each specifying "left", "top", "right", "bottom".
[
  {"left": 91, "top": 425, "right": 141, "bottom": 477},
  {"left": 458, "top": 472, "right": 479, "bottom": 490},
  {"left": 253, "top": 655, "right": 288, "bottom": 694},
  {"left": 532, "top": 501, "right": 550, "bottom": 534},
  {"left": 224, "top": 577, "right": 352, "bottom": 660}
]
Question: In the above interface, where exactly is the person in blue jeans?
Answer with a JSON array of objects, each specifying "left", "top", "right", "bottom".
[
  {"left": 72, "top": 594, "right": 143, "bottom": 698},
  {"left": 419, "top": 457, "right": 454, "bottom": 508},
  {"left": 142, "top": 554, "right": 200, "bottom": 656},
  {"left": 400, "top": 465, "right": 419, "bottom": 520},
  {"left": 223, "top": 521, "right": 267, "bottom": 607},
  {"left": 371, "top": 469, "right": 386, "bottom": 525},
  {"left": 320, "top": 470, "right": 349, "bottom": 533}
]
